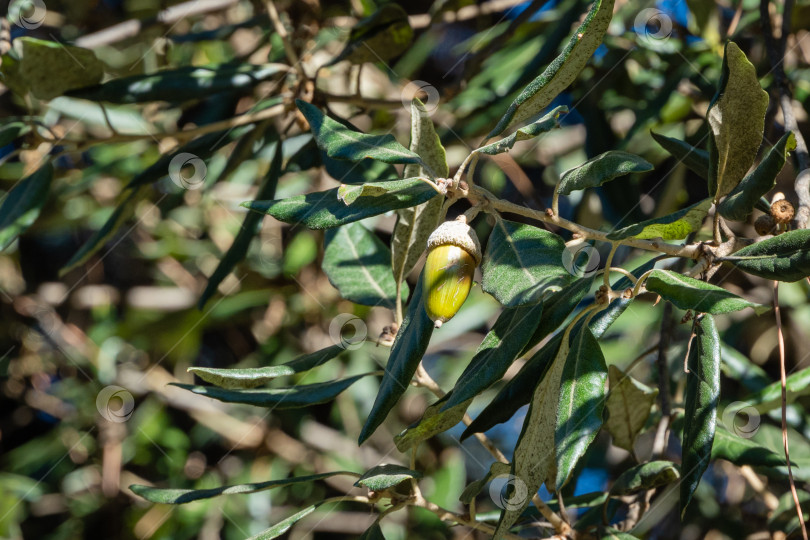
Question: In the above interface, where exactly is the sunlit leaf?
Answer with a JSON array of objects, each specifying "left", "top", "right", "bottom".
[
  {"left": 557, "top": 151, "right": 653, "bottom": 196},
  {"left": 605, "top": 365, "right": 658, "bottom": 453}
]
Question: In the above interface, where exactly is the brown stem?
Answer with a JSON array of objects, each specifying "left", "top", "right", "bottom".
[{"left": 773, "top": 281, "right": 809, "bottom": 540}]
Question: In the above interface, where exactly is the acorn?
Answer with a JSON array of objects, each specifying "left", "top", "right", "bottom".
[
  {"left": 423, "top": 219, "right": 482, "bottom": 328},
  {"left": 770, "top": 199, "right": 795, "bottom": 225}
]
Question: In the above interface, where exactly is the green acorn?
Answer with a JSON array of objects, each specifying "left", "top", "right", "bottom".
[{"left": 423, "top": 219, "right": 482, "bottom": 328}]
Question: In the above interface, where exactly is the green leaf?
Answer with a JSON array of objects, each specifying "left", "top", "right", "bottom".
[
  {"left": 707, "top": 42, "right": 769, "bottom": 200},
  {"left": 769, "top": 489, "right": 810, "bottom": 533},
  {"left": 481, "top": 220, "right": 572, "bottom": 307},
  {"left": 462, "top": 260, "right": 654, "bottom": 439},
  {"left": 555, "top": 326, "right": 607, "bottom": 490},
  {"left": 296, "top": 100, "right": 422, "bottom": 167},
  {"left": 199, "top": 130, "right": 282, "bottom": 308},
  {"left": 128, "top": 126, "right": 254, "bottom": 189},
  {"left": 172, "top": 373, "right": 373, "bottom": 409},
  {"left": 651, "top": 132, "right": 710, "bottom": 179},
  {"left": 130, "top": 472, "right": 353, "bottom": 504},
  {"left": 10, "top": 37, "right": 104, "bottom": 100},
  {"left": 0, "top": 121, "right": 27, "bottom": 147},
  {"left": 323, "top": 223, "right": 400, "bottom": 309},
  {"left": 488, "top": 0, "right": 615, "bottom": 137},
  {"left": 359, "top": 523, "right": 387, "bottom": 540},
  {"left": 493, "top": 325, "right": 572, "bottom": 536},
  {"left": 459, "top": 462, "right": 511, "bottom": 505},
  {"left": 354, "top": 464, "right": 421, "bottom": 491},
  {"left": 718, "top": 132, "right": 796, "bottom": 221},
  {"left": 557, "top": 151, "right": 653, "bottom": 196},
  {"left": 248, "top": 505, "right": 317, "bottom": 540},
  {"left": 644, "top": 269, "right": 768, "bottom": 315},
  {"left": 441, "top": 301, "right": 545, "bottom": 411},
  {"left": 244, "top": 178, "right": 438, "bottom": 230},
  {"left": 0, "top": 162, "right": 53, "bottom": 250},
  {"left": 327, "top": 4, "right": 413, "bottom": 66},
  {"left": 609, "top": 461, "right": 680, "bottom": 496},
  {"left": 607, "top": 198, "right": 712, "bottom": 241},
  {"left": 187, "top": 345, "right": 345, "bottom": 389},
  {"left": 712, "top": 426, "right": 786, "bottom": 467},
  {"left": 680, "top": 314, "right": 720, "bottom": 516},
  {"left": 359, "top": 271, "right": 434, "bottom": 444},
  {"left": 744, "top": 366, "right": 810, "bottom": 414},
  {"left": 721, "top": 229, "right": 810, "bottom": 282},
  {"left": 394, "top": 393, "right": 470, "bottom": 452},
  {"left": 59, "top": 187, "right": 142, "bottom": 275},
  {"left": 67, "top": 63, "right": 286, "bottom": 104},
  {"left": 403, "top": 98, "right": 449, "bottom": 179},
  {"left": 391, "top": 98, "right": 448, "bottom": 294},
  {"left": 476, "top": 106, "right": 567, "bottom": 155},
  {"left": 521, "top": 275, "right": 595, "bottom": 356},
  {"left": 605, "top": 365, "right": 659, "bottom": 453}
]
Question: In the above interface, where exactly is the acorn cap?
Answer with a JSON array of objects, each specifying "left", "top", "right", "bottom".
[{"left": 426, "top": 220, "right": 482, "bottom": 265}]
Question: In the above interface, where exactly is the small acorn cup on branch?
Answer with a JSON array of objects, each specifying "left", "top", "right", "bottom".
[{"left": 423, "top": 218, "right": 482, "bottom": 328}]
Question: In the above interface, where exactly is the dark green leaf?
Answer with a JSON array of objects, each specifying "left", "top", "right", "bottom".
[
  {"left": 128, "top": 126, "right": 254, "bottom": 189},
  {"left": 199, "top": 130, "right": 282, "bottom": 308},
  {"left": 248, "top": 505, "right": 316, "bottom": 540},
  {"left": 394, "top": 393, "right": 470, "bottom": 452},
  {"left": 680, "top": 314, "right": 720, "bottom": 516},
  {"left": 609, "top": 461, "right": 680, "bottom": 495},
  {"left": 359, "top": 272, "right": 434, "bottom": 444},
  {"left": 607, "top": 199, "right": 711, "bottom": 241},
  {"left": 601, "top": 529, "right": 641, "bottom": 540},
  {"left": 441, "top": 301, "right": 544, "bottom": 411},
  {"left": 0, "top": 121, "right": 27, "bottom": 147},
  {"left": 188, "top": 344, "right": 345, "bottom": 389},
  {"left": 130, "top": 471, "right": 354, "bottom": 504},
  {"left": 68, "top": 63, "right": 287, "bottom": 104},
  {"left": 462, "top": 259, "right": 654, "bottom": 438},
  {"left": 459, "top": 462, "right": 511, "bottom": 505},
  {"left": 323, "top": 222, "right": 400, "bottom": 309},
  {"left": 712, "top": 426, "right": 786, "bottom": 467},
  {"left": 476, "top": 106, "right": 567, "bottom": 155},
  {"left": 488, "top": 0, "right": 615, "bottom": 137},
  {"left": 744, "top": 366, "right": 810, "bottom": 414},
  {"left": 644, "top": 269, "right": 768, "bottom": 315},
  {"left": 719, "top": 132, "right": 796, "bottom": 221},
  {"left": 707, "top": 42, "right": 769, "bottom": 200},
  {"left": 0, "top": 162, "right": 53, "bottom": 249},
  {"left": 555, "top": 326, "right": 607, "bottom": 490},
  {"left": 354, "top": 464, "right": 421, "bottom": 491},
  {"left": 243, "top": 178, "right": 438, "bottom": 230},
  {"left": 493, "top": 324, "right": 572, "bottom": 536},
  {"left": 721, "top": 229, "right": 810, "bottom": 282},
  {"left": 327, "top": 4, "right": 413, "bottom": 66},
  {"left": 651, "top": 131, "right": 710, "bottom": 179},
  {"left": 172, "top": 373, "right": 373, "bottom": 409},
  {"left": 60, "top": 187, "right": 142, "bottom": 275},
  {"left": 296, "top": 100, "right": 422, "bottom": 167},
  {"left": 359, "top": 523, "right": 387, "bottom": 540},
  {"left": 557, "top": 151, "right": 653, "bottom": 195},
  {"left": 481, "top": 219, "right": 572, "bottom": 307},
  {"left": 605, "top": 365, "right": 658, "bottom": 453}
]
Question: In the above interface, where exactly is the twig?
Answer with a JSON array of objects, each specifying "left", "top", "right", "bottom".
[
  {"left": 75, "top": 0, "right": 240, "bottom": 48},
  {"left": 760, "top": 0, "right": 810, "bottom": 228},
  {"left": 773, "top": 280, "right": 809, "bottom": 540},
  {"left": 265, "top": 1, "right": 308, "bottom": 82},
  {"left": 476, "top": 186, "right": 701, "bottom": 259},
  {"left": 52, "top": 104, "right": 286, "bottom": 159}
]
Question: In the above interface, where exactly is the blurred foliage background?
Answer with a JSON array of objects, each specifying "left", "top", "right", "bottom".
[{"left": 1, "top": 0, "right": 810, "bottom": 538}]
